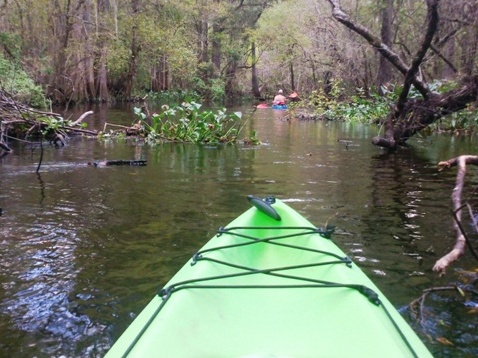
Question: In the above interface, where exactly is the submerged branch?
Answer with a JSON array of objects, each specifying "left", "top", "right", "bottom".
[
  {"left": 410, "top": 285, "right": 478, "bottom": 332},
  {"left": 434, "top": 155, "right": 478, "bottom": 275}
]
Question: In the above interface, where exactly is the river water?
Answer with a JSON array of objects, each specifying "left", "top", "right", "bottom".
[{"left": 1, "top": 104, "right": 477, "bottom": 357}]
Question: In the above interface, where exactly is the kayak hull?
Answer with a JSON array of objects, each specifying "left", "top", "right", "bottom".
[{"left": 106, "top": 197, "right": 432, "bottom": 358}]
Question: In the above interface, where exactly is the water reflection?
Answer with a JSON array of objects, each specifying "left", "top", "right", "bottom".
[
  {"left": 0, "top": 163, "right": 113, "bottom": 355},
  {"left": 0, "top": 105, "right": 477, "bottom": 356}
]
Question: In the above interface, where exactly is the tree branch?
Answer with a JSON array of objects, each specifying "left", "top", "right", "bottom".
[
  {"left": 396, "top": 0, "right": 439, "bottom": 112},
  {"left": 433, "top": 155, "right": 478, "bottom": 275},
  {"left": 71, "top": 110, "right": 94, "bottom": 126},
  {"left": 429, "top": 43, "right": 457, "bottom": 74},
  {"left": 0, "top": 141, "right": 12, "bottom": 152},
  {"left": 410, "top": 285, "right": 478, "bottom": 332},
  {"left": 326, "top": 0, "right": 430, "bottom": 97}
]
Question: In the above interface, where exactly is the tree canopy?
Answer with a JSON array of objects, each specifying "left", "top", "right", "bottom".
[{"left": 0, "top": 0, "right": 476, "bottom": 108}]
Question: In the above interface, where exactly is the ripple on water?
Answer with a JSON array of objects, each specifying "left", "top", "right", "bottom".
[{"left": 0, "top": 195, "right": 111, "bottom": 356}]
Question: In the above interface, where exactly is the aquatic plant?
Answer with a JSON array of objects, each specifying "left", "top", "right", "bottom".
[{"left": 135, "top": 101, "right": 246, "bottom": 144}]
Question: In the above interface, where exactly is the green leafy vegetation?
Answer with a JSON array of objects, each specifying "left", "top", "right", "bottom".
[
  {"left": 146, "top": 90, "right": 202, "bottom": 106},
  {"left": 35, "top": 115, "right": 86, "bottom": 139},
  {"left": 0, "top": 54, "right": 47, "bottom": 108},
  {"left": 142, "top": 102, "right": 243, "bottom": 144},
  {"left": 302, "top": 80, "right": 478, "bottom": 132},
  {"left": 101, "top": 102, "right": 259, "bottom": 145},
  {"left": 301, "top": 80, "right": 392, "bottom": 123},
  {"left": 192, "top": 74, "right": 227, "bottom": 104},
  {"left": 430, "top": 106, "right": 478, "bottom": 134}
]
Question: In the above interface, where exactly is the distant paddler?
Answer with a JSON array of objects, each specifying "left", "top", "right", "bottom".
[{"left": 273, "top": 89, "right": 287, "bottom": 106}]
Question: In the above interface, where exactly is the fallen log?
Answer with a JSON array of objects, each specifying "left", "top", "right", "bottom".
[{"left": 88, "top": 160, "right": 147, "bottom": 167}]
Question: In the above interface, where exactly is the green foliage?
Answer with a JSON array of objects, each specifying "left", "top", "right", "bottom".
[
  {"left": 11, "top": 113, "right": 88, "bottom": 143},
  {"left": 191, "top": 76, "right": 226, "bottom": 103},
  {"left": 0, "top": 32, "right": 22, "bottom": 60},
  {"left": 407, "top": 79, "right": 459, "bottom": 99},
  {"left": 192, "top": 62, "right": 227, "bottom": 103},
  {"left": 146, "top": 90, "right": 202, "bottom": 105},
  {"left": 253, "top": 0, "right": 328, "bottom": 92},
  {"left": 0, "top": 0, "right": 474, "bottom": 105},
  {"left": 207, "top": 77, "right": 227, "bottom": 103},
  {"left": 37, "top": 115, "right": 83, "bottom": 131},
  {"left": 396, "top": 79, "right": 478, "bottom": 131},
  {"left": 430, "top": 105, "right": 478, "bottom": 133},
  {"left": 304, "top": 80, "right": 392, "bottom": 123},
  {"left": 330, "top": 94, "right": 392, "bottom": 123},
  {"left": 305, "top": 79, "right": 478, "bottom": 127},
  {"left": 105, "top": 40, "right": 131, "bottom": 82},
  {"left": 243, "top": 130, "right": 261, "bottom": 146},
  {"left": 0, "top": 54, "right": 47, "bottom": 108},
  {"left": 130, "top": 102, "right": 244, "bottom": 144}
]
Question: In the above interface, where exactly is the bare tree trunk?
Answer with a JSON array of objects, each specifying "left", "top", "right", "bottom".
[
  {"left": 441, "top": 33, "right": 456, "bottom": 79},
  {"left": 95, "top": 0, "right": 112, "bottom": 101},
  {"left": 225, "top": 60, "right": 237, "bottom": 98},
  {"left": 71, "top": 0, "right": 91, "bottom": 102},
  {"left": 459, "top": 3, "right": 478, "bottom": 76},
  {"left": 151, "top": 66, "right": 159, "bottom": 92},
  {"left": 195, "top": 0, "right": 210, "bottom": 92},
  {"left": 251, "top": 42, "right": 261, "bottom": 98},
  {"left": 151, "top": 56, "right": 169, "bottom": 92},
  {"left": 289, "top": 62, "right": 295, "bottom": 92},
  {"left": 196, "top": 0, "right": 208, "bottom": 65},
  {"left": 200, "top": 20, "right": 208, "bottom": 64},
  {"left": 97, "top": 46, "right": 109, "bottom": 101},
  {"left": 324, "top": 71, "right": 332, "bottom": 96},
  {"left": 161, "top": 55, "right": 169, "bottom": 91},
  {"left": 309, "top": 54, "right": 317, "bottom": 86},
  {"left": 377, "top": 0, "right": 394, "bottom": 95},
  {"left": 84, "top": 0, "right": 96, "bottom": 100},
  {"left": 51, "top": 0, "right": 86, "bottom": 104},
  {"left": 372, "top": 75, "right": 478, "bottom": 149},
  {"left": 212, "top": 22, "right": 222, "bottom": 76},
  {"left": 124, "top": 0, "right": 141, "bottom": 99}
]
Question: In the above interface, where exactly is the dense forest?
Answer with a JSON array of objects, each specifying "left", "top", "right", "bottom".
[{"left": 0, "top": 0, "right": 476, "bottom": 107}]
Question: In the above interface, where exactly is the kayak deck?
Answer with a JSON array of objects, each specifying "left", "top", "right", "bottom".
[{"left": 106, "top": 197, "right": 432, "bottom": 358}]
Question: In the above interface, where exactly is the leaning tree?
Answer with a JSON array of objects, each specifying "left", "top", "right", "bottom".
[
  {"left": 327, "top": 0, "right": 478, "bottom": 150},
  {"left": 326, "top": 0, "right": 478, "bottom": 275}
]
